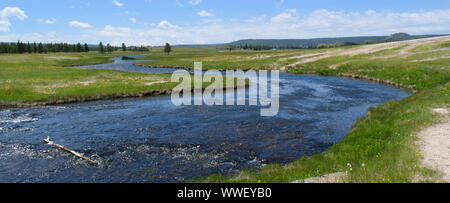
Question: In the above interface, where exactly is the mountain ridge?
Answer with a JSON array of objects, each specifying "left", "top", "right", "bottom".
[{"left": 227, "top": 33, "right": 447, "bottom": 48}]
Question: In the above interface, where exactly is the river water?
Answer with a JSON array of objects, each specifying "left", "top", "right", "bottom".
[{"left": 0, "top": 57, "right": 410, "bottom": 183}]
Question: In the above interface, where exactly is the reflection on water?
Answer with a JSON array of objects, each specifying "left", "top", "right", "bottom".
[{"left": 0, "top": 58, "right": 410, "bottom": 183}]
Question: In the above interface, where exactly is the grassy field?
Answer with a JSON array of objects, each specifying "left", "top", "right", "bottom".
[
  {"left": 1, "top": 36, "right": 448, "bottom": 182},
  {"left": 0, "top": 52, "right": 180, "bottom": 107},
  {"left": 137, "top": 46, "right": 323, "bottom": 70},
  {"left": 0, "top": 52, "right": 243, "bottom": 107}
]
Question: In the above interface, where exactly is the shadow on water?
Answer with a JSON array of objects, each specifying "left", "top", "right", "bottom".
[{"left": 0, "top": 57, "right": 410, "bottom": 183}]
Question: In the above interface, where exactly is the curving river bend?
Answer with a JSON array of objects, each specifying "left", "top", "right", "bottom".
[{"left": 0, "top": 57, "right": 410, "bottom": 183}]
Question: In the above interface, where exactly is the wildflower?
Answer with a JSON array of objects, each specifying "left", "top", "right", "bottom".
[
  {"left": 386, "top": 176, "right": 392, "bottom": 182},
  {"left": 362, "top": 163, "right": 365, "bottom": 168}
]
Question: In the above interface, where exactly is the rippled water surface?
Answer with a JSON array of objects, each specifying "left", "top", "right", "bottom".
[{"left": 0, "top": 58, "right": 410, "bottom": 183}]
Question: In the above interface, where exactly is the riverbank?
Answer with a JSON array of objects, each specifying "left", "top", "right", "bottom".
[
  {"left": 135, "top": 63, "right": 254, "bottom": 72},
  {"left": 190, "top": 36, "right": 449, "bottom": 183},
  {"left": 0, "top": 53, "right": 247, "bottom": 108},
  {"left": 0, "top": 88, "right": 174, "bottom": 108},
  {"left": 0, "top": 53, "right": 176, "bottom": 108}
]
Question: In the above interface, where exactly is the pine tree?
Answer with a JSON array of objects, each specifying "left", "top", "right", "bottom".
[
  {"left": 122, "top": 43, "right": 127, "bottom": 52},
  {"left": 106, "top": 43, "right": 113, "bottom": 53},
  {"left": 26, "top": 42, "right": 32, "bottom": 53},
  {"left": 164, "top": 43, "right": 171, "bottom": 55},
  {"left": 0, "top": 43, "right": 7, "bottom": 53},
  {"left": 38, "top": 42, "right": 44, "bottom": 53},
  {"left": 17, "top": 40, "right": 21, "bottom": 53},
  {"left": 33, "top": 42, "right": 37, "bottom": 53},
  {"left": 63, "top": 43, "right": 70, "bottom": 52},
  {"left": 99, "top": 42, "right": 104, "bottom": 53},
  {"left": 8, "top": 43, "right": 16, "bottom": 53},
  {"left": 76, "top": 43, "right": 83, "bottom": 52},
  {"left": 84, "top": 43, "right": 89, "bottom": 52},
  {"left": 17, "top": 40, "right": 28, "bottom": 53},
  {"left": 47, "top": 43, "right": 53, "bottom": 53}
]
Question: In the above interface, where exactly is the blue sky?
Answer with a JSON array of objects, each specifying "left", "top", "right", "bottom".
[{"left": 0, "top": 0, "right": 449, "bottom": 45}]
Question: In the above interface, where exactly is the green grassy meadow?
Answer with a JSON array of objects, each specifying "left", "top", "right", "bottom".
[
  {"left": 138, "top": 46, "right": 323, "bottom": 70},
  {"left": 0, "top": 52, "right": 249, "bottom": 107},
  {"left": 0, "top": 52, "right": 180, "bottom": 106}
]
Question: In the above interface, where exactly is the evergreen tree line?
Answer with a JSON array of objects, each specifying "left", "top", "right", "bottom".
[
  {"left": 127, "top": 46, "right": 150, "bottom": 52},
  {"left": 232, "top": 42, "right": 358, "bottom": 50},
  {"left": 0, "top": 41, "right": 92, "bottom": 54},
  {"left": 0, "top": 41, "right": 151, "bottom": 54},
  {"left": 97, "top": 42, "right": 149, "bottom": 53},
  {"left": 233, "top": 44, "right": 273, "bottom": 51},
  {"left": 233, "top": 43, "right": 319, "bottom": 50}
]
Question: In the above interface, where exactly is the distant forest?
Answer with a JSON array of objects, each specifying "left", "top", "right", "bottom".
[
  {"left": 0, "top": 41, "right": 150, "bottom": 54},
  {"left": 228, "top": 33, "right": 446, "bottom": 50}
]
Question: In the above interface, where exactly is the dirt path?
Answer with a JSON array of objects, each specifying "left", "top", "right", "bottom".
[
  {"left": 292, "top": 172, "right": 347, "bottom": 183},
  {"left": 417, "top": 108, "right": 450, "bottom": 182},
  {"left": 286, "top": 36, "right": 450, "bottom": 68},
  {"left": 292, "top": 173, "right": 347, "bottom": 183}
]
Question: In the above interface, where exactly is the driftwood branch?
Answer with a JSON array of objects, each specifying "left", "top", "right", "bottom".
[{"left": 44, "top": 137, "right": 99, "bottom": 165}]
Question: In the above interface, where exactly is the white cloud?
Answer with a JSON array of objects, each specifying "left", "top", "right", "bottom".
[
  {"left": 0, "top": 7, "right": 28, "bottom": 32},
  {"left": 6, "top": 8, "right": 450, "bottom": 46},
  {"left": 188, "top": 0, "right": 203, "bottom": 6},
  {"left": 149, "top": 9, "right": 450, "bottom": 45},
  {"left": 38, "top": 19, "right": 56, "bottom": 24},
  {"left": 113, "top": 0, "right": 124, "bottom": 7},
  {"left": 69, "top": 20, "right": 92, "bottom": 28},
  {"left": 93, "top": 25, "right": 132, "bottom": 37},
  {"left": 197, "top": 10, "right": 214, "bottom": 17},
  {"left": 156, "top": 20, "right": 180, "bottom": 29},
  {"left": 270, "top": 9, "right": 297, "bottom": 23},
  {"left": 129, "top": 17, "right": 137, "bottom": 23},
  {"left": 0, "top": 7, "right": 27, "bottom": 20}
]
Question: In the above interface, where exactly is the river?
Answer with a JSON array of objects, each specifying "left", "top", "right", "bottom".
[{"left": 0, "top": 57, "right": 410, "bottom": 182}]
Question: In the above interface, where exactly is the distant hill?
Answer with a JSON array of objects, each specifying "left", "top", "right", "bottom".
[
  {"left": 384, "top": 33, "right": 416, "bottom": 42},
  {"left": 227, "top": 33, "right": 446, "bottom": 48}
]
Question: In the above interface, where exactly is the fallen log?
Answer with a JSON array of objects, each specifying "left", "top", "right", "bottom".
[{"left": 44, "top": 137, "right": 99, "bottom": 165}]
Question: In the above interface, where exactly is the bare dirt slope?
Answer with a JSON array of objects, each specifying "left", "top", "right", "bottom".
[
  {"left": 286, "top": 36, "right": 450, "bottom": 68},
  {"left": 417, "top": 109, "right": 450, "bottom": 182}
]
